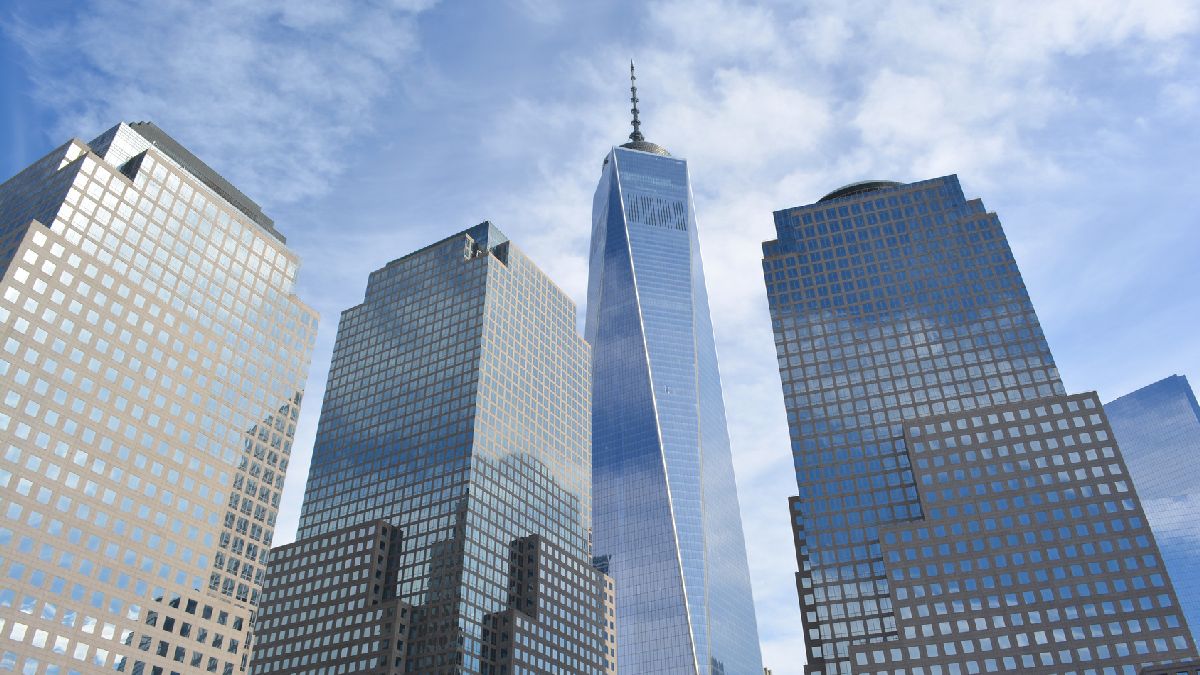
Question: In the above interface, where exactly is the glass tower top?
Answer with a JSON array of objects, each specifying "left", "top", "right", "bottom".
[{"left": 587, "top": 144, "right": 762, "bottom": 674}]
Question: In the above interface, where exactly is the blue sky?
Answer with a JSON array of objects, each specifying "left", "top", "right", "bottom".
[{"left": 3, "top": 1, "right": 1199, "bottom": 671}]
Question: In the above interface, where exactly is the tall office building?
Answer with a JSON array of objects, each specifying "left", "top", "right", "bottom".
[
  {"left": 763, "top": 176, "right": 1197, "bottom": 674},
  {"left": 1106, "top": 375, "right": 1200, "bottom": 647},
  {"left": 0, "top": 123, "right": 317, "bottom": 674},
  {"left": 253, "top": 223, "right": 615, "bottom": 674},
  {"left": 586, "top": 64, "right": 761, "bottom": 674}
]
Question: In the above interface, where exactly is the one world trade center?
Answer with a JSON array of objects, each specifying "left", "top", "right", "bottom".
[{"left": 586, "top": 63, "right": 763, "bottom": 674}]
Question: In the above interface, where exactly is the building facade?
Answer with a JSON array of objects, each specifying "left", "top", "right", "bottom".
[
  {"left": 585, "top": 66, "right": 761, "bottom": 674},
  {"left": 1106, "top": 375, "right": 1200, "bottom": 647},
  {"left": 256, "top": 223, "right": 615, "bottom": 674},
  {"left": 250, "top": 521, "right": 410, "bottom": 674},
  {"left": 0, "top": 122, "right": 317, "bottom": 674},
  {"left": 763, "top": 176, "right": 1196, "bottom": 674}
]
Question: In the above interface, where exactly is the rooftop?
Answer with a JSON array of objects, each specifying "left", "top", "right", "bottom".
[
  {"left": 817, "top": 180, "right": 902, "bottom": 203},
  {"left": 127, "top": 122, "right": 284, "bottom": 243}
]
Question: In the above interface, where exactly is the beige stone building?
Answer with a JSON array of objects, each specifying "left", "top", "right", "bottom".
[{"left": 0, "top": 122, "right": 317, "bottom": 674}]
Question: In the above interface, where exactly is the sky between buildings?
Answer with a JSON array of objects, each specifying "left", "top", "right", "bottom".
[{"left": 3, "top": 1, "right": 1199, "bottom": 672}]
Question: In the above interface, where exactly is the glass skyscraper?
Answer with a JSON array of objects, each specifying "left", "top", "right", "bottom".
[
  {"left": 258, "top": 223, "right": 615, "bottom": 674},
  {"left": 586, "top": 65, "right": 761, "bottom": 674},
  {"left": 763, "top": 177, "right": 1196, "bottom": 674},
  {"left": 0, "top": 122, "right": 317, "bottom": 674},
  {"left": 1105, "top": 375, "right": 1200, "bottom": 647}
]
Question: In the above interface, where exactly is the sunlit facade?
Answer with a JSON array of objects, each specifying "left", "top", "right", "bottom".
[
  {"left": 0, "top": 122, "right": 317, "bottom": 674},
  {"left": 587, "top": 132, "right": 762, "bottom": 672},
  {"left": 764, "top": 176, "right": 1197, "bottom": 674}
]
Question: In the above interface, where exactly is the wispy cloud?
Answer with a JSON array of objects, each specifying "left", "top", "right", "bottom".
[{"left": 6, "top": 0, "right": 434, "bottom": 203}]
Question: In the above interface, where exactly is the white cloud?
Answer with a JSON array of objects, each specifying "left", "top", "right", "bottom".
[
  {"left": 647, "top": 0, "right": 785, "bottom": 62},
  {"left": 511, "top": 0, "right": 567, "bottom": 25},
  {"left": 1160, "top": 79, "right": 1200, "bottom": 115},
  {"left": 785, "top": 13, "right": 852, "bottom": 66},
  {"left": 665, "top": 69, "right": 833, "bottom": 171},
  {"left": 7, "top": 0, "right": 433, "bottom": 203}
]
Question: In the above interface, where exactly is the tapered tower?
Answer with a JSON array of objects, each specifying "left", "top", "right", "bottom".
[{"left": 586, "top": 63, "right": 763, "bottom": 674}]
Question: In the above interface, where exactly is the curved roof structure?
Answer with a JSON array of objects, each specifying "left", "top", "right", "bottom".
[
  {"left": 619, "top": 139, "right": 670, "bottom": 156},
  {"left": 818, "top": 180, "right": 901, "bottom": 203}
]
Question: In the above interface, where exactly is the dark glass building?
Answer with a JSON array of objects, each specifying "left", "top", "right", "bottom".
[
  {"left": 763, "top": 176, "right": 1197, "bottom": 674},
  {"left": 1106, "top": 375, "right": 1200, "bottom": 648},
  {"left": 586, "top": 65, "right": 761, "bottom": 674},
  {"left": 254, "top": 223, "right": 615, "bottom": 674}
]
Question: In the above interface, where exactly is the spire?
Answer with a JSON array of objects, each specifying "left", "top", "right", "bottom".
[
  {"left": 629, "top": 60, "right": 644, "bottom": 143},
  {"left": 614, "top": 60, "right": 670, "bottom": 158}
]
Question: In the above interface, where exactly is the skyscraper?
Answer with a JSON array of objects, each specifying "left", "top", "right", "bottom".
[
  {"left": 587, "top": 64, "right": 762, "bottom": 674},
  {"left": 0, "top": 122, "right": 317, "bottom": 674},
  {"left": 254, "top": 223, "right": 615, "bottom": 674},
  {"left": 1106, "top": 375, "right": 1200, "bottom": 647},
  {"left": 763, "top": 177, "right": 1197, "bottom": 674}
]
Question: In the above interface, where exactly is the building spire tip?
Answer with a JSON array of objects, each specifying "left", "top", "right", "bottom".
[{"left": 628, "top": 59, "right": 644, "bottom": 143}]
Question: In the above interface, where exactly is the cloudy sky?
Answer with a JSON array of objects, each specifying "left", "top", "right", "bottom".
[{"left": 4, "top": 1, "right": 1199, "bottom": 671}]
